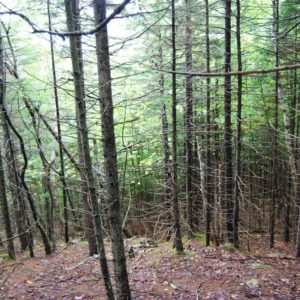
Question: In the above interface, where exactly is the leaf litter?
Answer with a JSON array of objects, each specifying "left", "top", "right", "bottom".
[{"left": 0, "top": 236, "right": 299, "bottom": 299}]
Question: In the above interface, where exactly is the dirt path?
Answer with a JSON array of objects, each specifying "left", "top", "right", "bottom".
[{"left": 0, "top": 238, "right": 299, "bottom": 299}]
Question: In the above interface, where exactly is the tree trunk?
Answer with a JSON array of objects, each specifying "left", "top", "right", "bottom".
[
  {"left": 185, "top": 0, "right": 194, "bottom": 238},
  {"left": 64, "top": 0, "right": 114, "bottom": 297},
  {"left": 161, "top": 104, "right": 172, "bottom": 240},
  {"left": 0, "top": 40, "right": 34, "bottom": 254},
  {"left": 171, "top": 0, "right": 184, "bottom": 253},
  {"left": 93, "top": 0, "right": 131, "bottom": 298},
  {"left": 64, "top": 0, "right": 98, "bottom": 256},
  {"left": 0, "top": 145, "right": 15, "bottom": 260},
  {"left": 45, "top": 153, "right": 58, "bottom": 250},
  {"left": 23, "top": 99, "right": 57, "bottom": 250},
  {"left": 47, "top": 0, "right": 69, "bottom": 244},
  {"left": 3, "top": 127, "right": 32, "bottom": 252},
  {"left": 224, "top": 0, "right": 234, "bottom": 243},
  {"left": 3, "top": 105, "right": 52, "bottom": 255},
  {"left": 284, "top": 77, "right": 295, "bottom": 243},
  {"left": 233, "top": 0, "right": 242, "bottom": 248},
  {"left": 0, "top": 28, "right": 15, "bottom": 260},
  {"left": 196, "top": 135, "right": 207, "bottom": 218},
  {"left": 205, "top": 0, "right": 212, "bottom": 246},
  {"left": 270, "top": 0, "right": 279, "bottom": 249}
]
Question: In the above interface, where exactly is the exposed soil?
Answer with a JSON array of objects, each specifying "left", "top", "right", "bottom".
[{"left": 0, "top": 236, "right": 299, "bottom": 299}]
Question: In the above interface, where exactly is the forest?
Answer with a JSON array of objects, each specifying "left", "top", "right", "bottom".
[{"left": 0, "top": 0, "right": 299, "bottom": 299}]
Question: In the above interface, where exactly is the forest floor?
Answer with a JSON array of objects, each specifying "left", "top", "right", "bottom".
[{"left": 0, "top": 235, "right": 299, "bottom": 299}]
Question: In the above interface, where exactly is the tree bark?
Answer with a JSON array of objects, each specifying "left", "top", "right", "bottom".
[
  {"left": 270, "top": 0, "right": 279, "bottom": 249},
  {"left": 185, "top": 0, "right": 194, "bottom": 238},
  {"left": 64, "top": 0, "right": 98, "bottom": 256},
  {"left": 0, "top": 27, "right": 15, "bottom": 260},
  {"left": 64, "top": 0, "right": 114, "bottom": 297},
  {"left": 3, "top": 125, "right": 32, "bottom": 252},
  {"left": 233, "top": 0, "right": 242, "bottom": 248},
  {"left": 224, "top": 0, "right": 234, "bottom": 243},
  {"left": 171, "top": 0, "right": 184, "bottom": 253},
  {"left": 93, "top": 0, "right": 131, "bottom": 298},
  {"left": 3, "top": 104, "right": 53, "bottom": 255},
  {"left": 23, "top": 98, "right": 57, "bottom": 250},
  {"left": 0, "top": 145, "right": 15, "bottom": 260},
  {"left": 161, "top": 104, "right": 172, "bottom": 240},
  {"left": 47, "top": 0, "right": 69, "bottom": 244},
  {"left": 205, "top": 0, "right": 212, "bottom": 246}
]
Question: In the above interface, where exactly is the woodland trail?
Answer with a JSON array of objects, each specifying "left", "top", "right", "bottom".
[{"left": 0, "top": 237, "right": 299, "bottom": 299}]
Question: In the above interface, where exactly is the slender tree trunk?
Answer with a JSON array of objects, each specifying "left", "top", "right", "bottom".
[
  {"left": 205, "top": 0, "right": 212, "bottom": 246},
  {"left": 64, "top": 0, "right": 98, "bottom": 256},
  {"left": 4, "top": 105, "right": 52, "bottom": 255},
  {"left": 224, "top": 0, "right": 234, "bottom": 243},
  {"left": 158, "top": 29, "right": 172, "bottom": 240},
  {"left": 270, "top": 0, "right": 279, "bottom": 249},
  {"left": 1, "top": 99, "right": 34, "bottom": 257},
  {"left": 64, "top": 0, "right": 114, "bottom": 297},
  {"left": 0, "top": 145, "right": 15, "bottom": 260},
  {"left": 158, "top": 28, "right": 164, "bottom": 95},
  {"left": 92, "top": 137, "right": 107, "bottom": 230},
  {"left": 185, "top": 0, "right": 194, "bottom": 238},
  {"left": 161, "top": 104, "right": 172, "bottom": 240},
  {"left": 171, "top": 0, "right": 184, "bottom": 252},
  {"left": 196, "top": 135, "right": 207, "bottom": 217},
  {"left": 93, "top": 0, "right": 131, "bottom": 298},
  {"left": 233, "top": 0, "right": 242, "bottom": 248},
  {"left": 47, "top": 0, "right": 69, "bottom": 244},
  {"left": 213, "top": 103, "right": 221, "bottom": 246},
  {"left": 0, "top": 28, "right": 15, "bottom": 260},
  {"left": 3, "top": 126, "right": 31, "bottom": 252},
  {"left": 45, "top": 153, "right": 57, "bottom": 250},
  {"left": 271, "top": 5, "right": 300, "bottom": 256},
  {"left": 23, "top": 99, "right": 57, "bottom": 249},
  {"left": 285, "top": 71, "right": 296, "bottom": 243}
]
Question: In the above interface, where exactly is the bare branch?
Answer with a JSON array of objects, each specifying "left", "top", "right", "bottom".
[
  {"left": 0, "top": 0, "right": 130, "bottom": 37},
  {"left": 159, "top": 64, "right": 300, "bottom": 77}
]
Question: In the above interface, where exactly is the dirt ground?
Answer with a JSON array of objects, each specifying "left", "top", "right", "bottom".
[{"left": 0, "top": 236, "right": 299, "bottom": 299}]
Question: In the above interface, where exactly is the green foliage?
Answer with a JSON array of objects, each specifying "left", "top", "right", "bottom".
[
  {"left": 0, "top": 252, "right": 13, "bottom": 264},
  {"left": 221, "top": 243, "right": 236, "bottom": 253}
]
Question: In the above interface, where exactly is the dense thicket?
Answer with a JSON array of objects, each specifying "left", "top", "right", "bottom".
[{"left": 0, "top": 0, "right": 300, "bottom": 296}]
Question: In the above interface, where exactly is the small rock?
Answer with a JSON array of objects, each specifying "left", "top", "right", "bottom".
[
  {"left": 246, "top": 278, "right": 259, "bottom": 289},
  {"left": 214, "top": 290, "right": 231, "bottom": 300},
  {"left": 248, "top": 263, "right": 266, "bottom": 270}
]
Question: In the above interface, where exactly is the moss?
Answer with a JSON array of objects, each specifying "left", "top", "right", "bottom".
[
  {"left": 193, "top": 232, "right": 216, "bottom": 247},
  {"left": 182, "top": 236, "right": 190, "bottom": 244},
  {"left": 131, "top": 238, "right": 142, "bottom": 245},
  {"left": 240, "top": 247, "right": 251, "bottom": 255},
  {"left": 221, "top": 242, "right": 235, "bottom": 252},
  {"left": 0, "top": 252, "right": 13, "bottom": 264},
  {"left": 195, "top": 233, "right": 206, "bottom": 244},
  {"left": 171, "top": 248, "right": 186, "bottom": 255}
]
